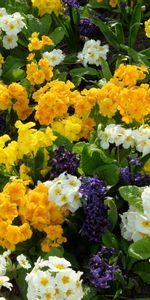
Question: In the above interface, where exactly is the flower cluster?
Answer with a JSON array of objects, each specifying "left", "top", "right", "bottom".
[
  {"left": 25, "top": 256, "right": 84, "bottom": 299},
  {"left": 98, "top": 124, "right": 150, "bottom": 156},
  {"left": 43, "top": 172, "right": 82, "bottom": 213},
  {"left": 31, "top": 0, "right": 63, "bottom": 16},
  {"left": 0, "top": 82, "right": 32, "bottom": 120},
  {"left": 77, "top": 39, "right": 109, "bottom": 67},
  {"left": 50, "top": 145, "right": 80, "bottom": 178},
  {"left": 0, "top": 121, "right": 56, "bottom": 172},
  {"left": 0, "top": 178, "right": 67, "bottom": 252},
  {"left": 79, "top": 176, "right": 108, "bottom": 242},
  {"left": 0, "top": 8, "right": 26, "bottom": 49},
  {"left": 97, "top": 64, "right": 150, "bottom": 123},
  {"left": 89, "top": 247, "right": 120, "bottom": 289},
  {"left": 120, "top": 186, "right": 150, "bottom": 242}
]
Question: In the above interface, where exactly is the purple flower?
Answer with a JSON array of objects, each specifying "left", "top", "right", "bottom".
[
  {"left": 61, "top": 0, "right": 80, "bottom": 9},
  {"left": 89, "top": 247, "right": 120, "bottom": 289},
  {"left": 79, "top": 176, "right": 109, "bottom": 242},
  {"left": 78, "top": 18, "right": 100, "bottom": 38},
  {"left": 120, "top": 167, "right": 150, "bottom": 186},
  {"left": 127, "top": 157, "right": 141, "bottom": 167},
  {"left": 50, "top": 145, "right": 80, "bottom": 178}
]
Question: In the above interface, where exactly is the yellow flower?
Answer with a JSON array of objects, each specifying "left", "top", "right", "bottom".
[
  {"left": 109, "top": 0, "right": 118, "bottom": 7},
  {"left": 52, "top": 115, "right": 82, "bottom": 142},
  {"left": 143, "top": 159, "right": 150, "bottom": 174},
  {"left": 27, "top": 52, "right": 35, "bottom": 61},
  {"left": 0, "top": 53, "right": 4, "bottom": 68},
  {"left": 31, "top": 0, "right": 63, "bottom": 16},
  {"left": 145, "top": 19, "right": 150, "bottom": 38}
]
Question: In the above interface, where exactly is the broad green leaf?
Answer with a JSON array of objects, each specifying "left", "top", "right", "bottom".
[
  {"left": 128, "top": 237, "right": 150, "bottom": 260},
  {"left": 53, "top": 132, "right": 72, "bottom": 150},
  {"left": 72, "top": 142, "right": 86, "bottom": 156},
  {"left": 34, "top": 148, "right": 45, "bottom": 171},
  {"left": 119, "top": 186, "right": 144, "bottom": 212},
  {"left": 94, "top": 164, "right": 119, "bottom": 185},
  {"left": 133, "top": 262, "right": 150, "bottom": 284},
  {"left": 102, "top": 230, "right": 119, "bottom": 250},
  {"left": 15, "top": 269, "right": 27, "bottom": 300},
  {"left": 2, "top": 56, "right": 25, "bottom": 84},
  {"left": 128, "top": 2, "right": 142, "bottom": 48},
  {"left": 40, "top": 14, "right": 52, "bottom": 35},
  {"left": 105, "top": 197, "right": 118, "bottom": 229},
  {"left": 82, "top": 285, "right": 97, "bottom": 300},
  {"left": 81, "top": 143, "right": 116, "bottom": 175},
  {"left": 100, "top": 58, "right": 112, "bottom": 81},
  {"left": 49, "top": 27, "right": 65, "bottom": 46},
  {"left": 91, "top": 18, "right": 121, "bottom": 50},
  {"left": 11, "top": 69, "right": 25, "bottom": 81},
  {"left": 43, "top": 247, "right": 64, "bottom": 259},
  {"left": 70, "top": 67, "right": 98, "bottom": 77}
]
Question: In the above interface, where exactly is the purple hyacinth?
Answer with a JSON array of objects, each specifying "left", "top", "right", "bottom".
[
  {"left": 50, "top": 145, "right": 80, "bottom": 178},
  {"left": 120, "top": 167, "right": 150, "bottom": 186},
  {"left": 127, "top": 156, "right": 141, "bottom": 167},
  {"left": 61, "top": 0, "right": 80, "bottom": 9},
  {"left": 79, "top": 176, "right": 109, "bottom": 242},
  {"left": 78, "top": 18, "right": 100, "bottom": 38},
  {"left": 89, "top": 247, "right": 120, "bottom": 289}
]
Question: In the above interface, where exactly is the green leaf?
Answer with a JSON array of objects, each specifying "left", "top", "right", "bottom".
[
  {"left": 128, "top": 2, "right": 142, "bottom": 48},
  {"left": 81, "top": 143, "right": 115, "bottom": 174},
  {"left": 15, "top": 269, "right": 27, "bottom": 300},
  {"left": 102, "top": 230, "right": 119, "bottom": 250},
  {"left": 140, "top": 48, "right": 150, "bottom": 56},
  {"left": 94, "top": 164, "right": 119, "bottom": 186},
  {"left": 53, "top": 132, "right": 72, "bottom": 150},
  {"left": 115, "top": 22, "right": 125, "bottom": 44},
  {"left": 40, "top": 14, "right": 52, "bottom": 35},
  {"left": 121, "top": 44, "right": 150, "bottom": 66},
  {"left": 128, "top": 237, "right": 150, "bottom": 260},
  {"left": 92, "top": 18, "right": 121, "bottom": 50},
  {"left": 72, "top": 142, "right": 86, "bottom": 156},
  {"left": 34, "top": 148, "right": 45, "bottom": 171},
  {"left": 42, "top": 247, "right": 64, "bottom": 259},
  {"left": 105, "top": 197, "right": 118, "bottom": 229},
  {"left": 2, "top": 56, "right": 25, "bottom": 84},
  {"left": 133, "top": 262, "right": 150, "bottom": 284},
  {"left": 11, "top": 69, "right": 25, "bottom": 81},
  {"left": 82, "top": 285, "right": 97, "bottom": 300},
  {"left": 100, "top": 58, "right": 112, "bottom": 81},
  {"left": 49, "top": 27, "right": 65, "bottom": 45},
  {"left": 70, "top": 67, "right": 98, "bottom": 77},
  {"left": 119, "top": 186, "right": 144, "bottom": 212}
]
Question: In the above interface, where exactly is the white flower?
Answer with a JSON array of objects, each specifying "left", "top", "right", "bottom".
[
  {"left": 2, "top": 17, "right": 20, "bottom": 35},
  {"left": 77, "top": 39, "right": 109, "bottom": 67},
  {"left": 43, "top": 172, "right": 82, "bottom": 212},
  {"left": 0, "top": 256, "right": 7, "bottom": 276},
  {"left": 3, "top": 34, "right": 18, "bottom": 49},
  {"left": 141, "top": 186, "right": 150, "bottom": 219},
  {"left": 43, "top": 49, "right": 65, "bottom": 67},
  {"left": 47, "top": 256, "right": 71, "bottom": 272},
  {"left": 0, "top": 275, "right": 12, "bottom": 290},
  {"left": 0, "top": 8, "right": 7, "bottom": 18},
  {"left": 17, "top": 254, "right": 31, "bottom": 270},
  {"left": 120, "top": 205, "right": 150, "bottom": 242}
]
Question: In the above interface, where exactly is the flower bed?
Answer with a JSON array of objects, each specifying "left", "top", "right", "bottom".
[{"left": 0, "top": 0, "right": 150, "bottom": 299}]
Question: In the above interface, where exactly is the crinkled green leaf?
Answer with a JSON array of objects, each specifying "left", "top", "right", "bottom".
[
  {"left": 119, "top": 186, "right": 144, "bottom": 212},
  {"left": 128, "top": 237, "right": 150, "bottom": 260}
]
